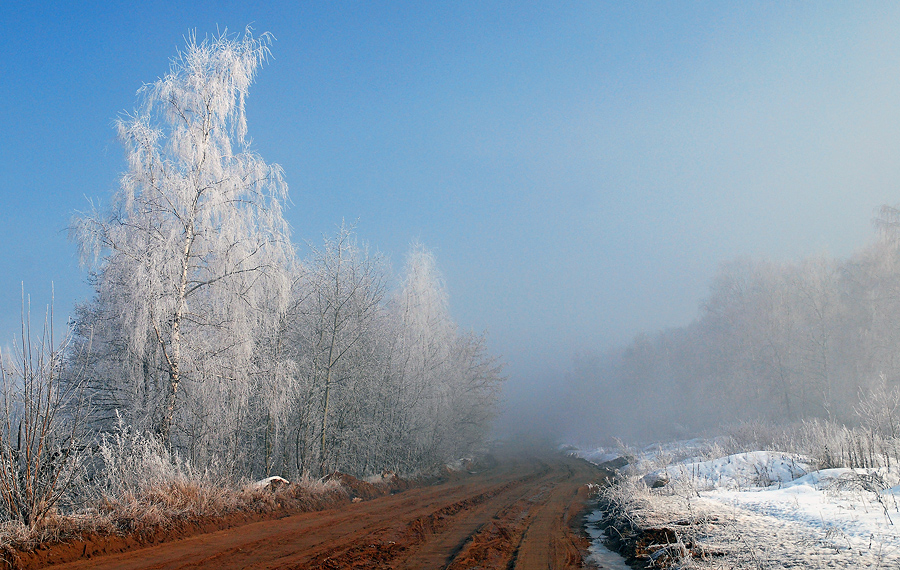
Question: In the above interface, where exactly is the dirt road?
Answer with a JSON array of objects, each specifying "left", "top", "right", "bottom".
[{"left": 42, "top": 454, "right": 603, "bottom": 570}]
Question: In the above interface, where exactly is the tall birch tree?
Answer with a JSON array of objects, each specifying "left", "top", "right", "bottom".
[{"left": 71, "top": 29, "right": 294, "bottom": 447}]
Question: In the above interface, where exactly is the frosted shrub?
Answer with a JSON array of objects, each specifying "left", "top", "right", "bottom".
[
  {"left": 725, "top": 418, "right": 789, "bottom": 451},
  {"left": 723, "top": 418, "right": 900, "bottom": 471},
  {"left": 779, "top": 420, "right": 895, "bottom": 470},
  {"left": 88, "top": 417, "right": 245, "bottom": 527},
  {"left": 598, "top": 474, "right": 653, "bottom": 528},
  {"left": 96, "top": 415, "right": 190, "bottom": 500}
]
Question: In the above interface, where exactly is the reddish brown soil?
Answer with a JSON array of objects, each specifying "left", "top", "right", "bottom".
[{"left": 9, "top": 454, "right": 604, "bottom": 570}]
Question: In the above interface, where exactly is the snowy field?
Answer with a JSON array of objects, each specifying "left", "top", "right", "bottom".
[{"left": 577, "top": 441, "right": 900, "bottom": 568}]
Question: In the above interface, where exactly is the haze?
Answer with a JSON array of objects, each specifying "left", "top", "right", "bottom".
[{"left": 3, "top": 2, "right": 900, "bottom": 443}]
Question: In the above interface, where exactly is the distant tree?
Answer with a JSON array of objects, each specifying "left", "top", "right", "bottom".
[
  {"left": 704, "top": 259, "right": 801, "bottom": 420},
  {"left": 875, "top": 205, "right": 900, "bottom": 243},
  {"left": 791, "top": 256, "right": 842, "bottom": 418},
  {"left": 389, "top": 244, "right": 502, "bottom": 467},
  {"left": 387, "top": 244, "right": 455, "bottom": 466},
  {"left": 70, "top": 29, "right": 294, "bottom": 448}
]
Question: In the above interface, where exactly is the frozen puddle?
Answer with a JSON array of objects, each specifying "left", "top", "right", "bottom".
[{"left": 584, "top": 509, "right": 632, "bottom": 569}]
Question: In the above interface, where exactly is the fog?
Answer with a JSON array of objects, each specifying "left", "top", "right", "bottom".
[
  {"left": 5, "top": 4, "right": 900, "bottom": 448},
  {"left": 522, "top": 242, "right": 900, "bottom": 445}
]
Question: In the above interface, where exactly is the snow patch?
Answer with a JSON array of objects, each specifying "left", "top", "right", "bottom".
[
  {"left": 573, "top": 442, "right": 900, "bottom": 567},
  {"left": 249, "top": 476, "right": 289, "bottom": 490},
  {"left": 647, "top": 450, "right": 812, "bottom": 490}
]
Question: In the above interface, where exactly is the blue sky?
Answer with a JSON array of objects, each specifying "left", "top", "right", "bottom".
[{"left": 3, "top": 2, "right": 900, "bottom": 418}]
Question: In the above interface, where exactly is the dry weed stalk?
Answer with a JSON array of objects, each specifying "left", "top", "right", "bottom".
[{"left": 0, "top": 290, "right": 91, "bottom": 529}]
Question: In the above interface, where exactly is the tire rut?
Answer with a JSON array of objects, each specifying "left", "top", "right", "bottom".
[{"left": 44, "top": 455, "right": 602, "bottom": 570}]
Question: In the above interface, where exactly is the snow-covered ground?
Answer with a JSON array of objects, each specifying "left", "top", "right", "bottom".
[{"left": 576, "top": 443, "right": 900, "bottom": 568}]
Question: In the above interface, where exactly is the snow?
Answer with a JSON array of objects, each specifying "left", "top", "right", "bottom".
[
  {"left": 583, "top": 508, "right": 635, "bottom": 570},
  {"left": 706, "top": 466, "right": 900, "bottom": 560},
  {"left": 576, "top": 444, "right": 900, "bottom": 567},
  {"left": 643, "top": 451, "right": 813, "bottom": 490},
  {"left": 576, "top": 448, "right": 622, "bottom": 465},
  {"left": 249, "top": 476, "right": 289, "bottom": 490}
]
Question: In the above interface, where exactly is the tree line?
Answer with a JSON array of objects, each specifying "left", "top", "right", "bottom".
[
  {"left": 565, "top": 211, "right": 900, "bottom": 444},
  {"left": 60, "top": 29, "right": 501, "bottom": 480}
]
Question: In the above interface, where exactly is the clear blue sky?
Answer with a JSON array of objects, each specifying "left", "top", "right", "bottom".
[{"left": 3, "top": 2, "right": 900, "bottom": 419}]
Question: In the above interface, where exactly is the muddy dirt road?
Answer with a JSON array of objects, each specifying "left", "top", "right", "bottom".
[{"left": 46, "top": 454, "right": 603, "bottom": 570}]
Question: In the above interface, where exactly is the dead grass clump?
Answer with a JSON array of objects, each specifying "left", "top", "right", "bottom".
[
  {"left": 0, "top": 476, "right": 352, "bottom": 570},
  {"left": 236, "top": 476, "right": 347, "bottom": 515},
  {"left": 100, "top": 480, "right": 229, "bottom": 532},
  {"left": 325, "top": 472, "right": 392, "bottom": 500},
  {"left": 0, "top": 407, "right": 421, "bottom": 565},
  {"left": 0, "top": 461, "right": 351, "bottom": 562},
  {"left": 97, "top": 474, "right": 349, "bottom": 535}
]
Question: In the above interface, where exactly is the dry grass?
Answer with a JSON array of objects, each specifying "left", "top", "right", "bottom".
[
  {"left": 99, "top": 475, "right": 347, "bottom": 531},
  {"left": 0, "top": 472, "right": 347, "bottom": 555},
  {"left": 0, "top": 416, "right": 357, "bottom": 556}
]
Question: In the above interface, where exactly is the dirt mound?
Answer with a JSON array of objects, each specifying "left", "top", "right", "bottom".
[{"left": 324, "top": 471, "right": 415, "bottom": 501}]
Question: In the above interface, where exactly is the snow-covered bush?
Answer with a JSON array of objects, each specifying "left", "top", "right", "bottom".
[{"left": 94, "top": 415, "right": 195, "bottom": 501}]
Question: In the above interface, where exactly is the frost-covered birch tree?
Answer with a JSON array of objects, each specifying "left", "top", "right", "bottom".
[
  {"left": 70, "top": 29, "right": 294, "bottom": 454},
  {"left": 387, "top": 244, "right": 456, "bottom": 467},
  {"left": 385, "top": 244, "right": 501, "bottom": 470}
]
